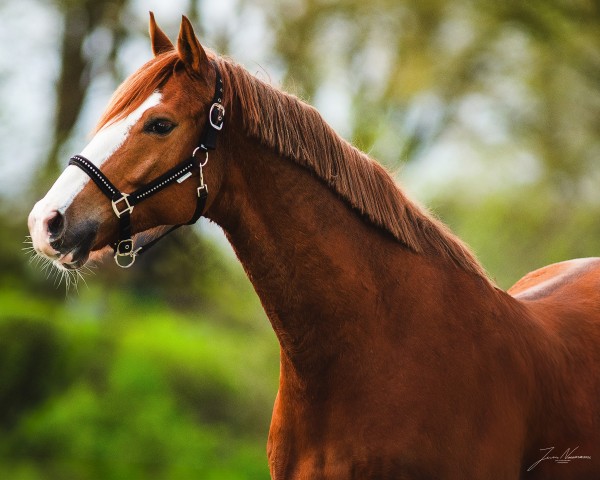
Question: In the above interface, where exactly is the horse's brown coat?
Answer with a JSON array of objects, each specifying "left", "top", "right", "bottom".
[{"left": 32, "top": 15, "right": 600, "bottom": 479}]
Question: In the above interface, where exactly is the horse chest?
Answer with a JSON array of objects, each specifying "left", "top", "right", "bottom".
[
  {"left": 266, "top": 354, "right": 532, "bottom": 480},
  {"left": 267, "top": 436, "right": 435, "bottom": 480},
  {"left": 267, "top": 437, "right": 521, "bottom": 480}
]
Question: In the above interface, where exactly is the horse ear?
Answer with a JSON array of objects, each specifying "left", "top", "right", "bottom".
[
  {"left": 149, "top": 12, "right": 174, "bottom": 56},
  {"left": 177, "top": 15, "right": 210, "bottom": 76}
]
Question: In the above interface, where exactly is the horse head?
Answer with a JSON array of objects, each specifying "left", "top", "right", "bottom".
[{"left": 28, "top": 14, "right": 227, "bottom": 270}]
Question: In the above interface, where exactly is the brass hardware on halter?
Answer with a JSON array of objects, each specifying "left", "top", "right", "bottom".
[
  {"left": 114, "top": 239, "right": 142, "bottom": 268},
  {"left": 193, "top": 147, "right": 209, "bottom": 200},
  {"left": 192, "top": 146, "right": 209, "bottom": 166},
  {"left": 209, "top": 103, "right": 225, "bottom": 130},
  {"left": 112, "top": 193, "right": 134, "bottom": 218}
]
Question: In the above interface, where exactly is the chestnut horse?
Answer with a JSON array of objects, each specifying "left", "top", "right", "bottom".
[{"left": 28, "top": 14, "right": 599, "bottom": 479}]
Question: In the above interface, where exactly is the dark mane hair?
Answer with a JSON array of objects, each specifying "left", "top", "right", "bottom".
[{"left": 97, "top": 50, "right": 491, "bottom": 283}]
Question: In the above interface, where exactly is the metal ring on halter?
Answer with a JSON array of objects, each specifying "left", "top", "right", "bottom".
[
  {"left": 114, "top": 239, "right": 141, "bottom": 268},
  {"left": 114, "top": 250, "right": 139, "bottom": 268},
  {"left": 192, "top": 147, "right": 209, "bottom": 167}
]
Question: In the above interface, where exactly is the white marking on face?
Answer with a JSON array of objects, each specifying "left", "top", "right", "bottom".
[
  {"left": 58, "top": 92, "right": 162, "bottom": 214},
  {"left": 28, "top": 91, "right": 162, "bottom": 256}
]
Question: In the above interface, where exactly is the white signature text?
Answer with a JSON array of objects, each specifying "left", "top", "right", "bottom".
[{"left": 528, "top": 446, "right": 591, "bottom": 471}]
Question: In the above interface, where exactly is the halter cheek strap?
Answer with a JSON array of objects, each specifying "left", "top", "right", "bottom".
[{"left": 69, "top": 61, "right": 224, "bottom": 268}]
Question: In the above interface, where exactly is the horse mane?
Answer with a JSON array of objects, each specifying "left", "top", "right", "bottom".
[
  {"left": 216, "top": 58, "right": 491, "bottom": 283},
  {"left": 97, "top": 50, "right": 491, "bottom": 283}
]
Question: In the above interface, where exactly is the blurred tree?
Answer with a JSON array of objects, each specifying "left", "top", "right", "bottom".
[
  {"left": 35, "top": 0, "right": 128, "bottom": 191},
  {"left": 254, "top": 0, "right": 599, "bottom": 182}
]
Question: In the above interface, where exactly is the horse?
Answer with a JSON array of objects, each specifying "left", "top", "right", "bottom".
[{"left": 28, "top": 13, "right": 600, "bottom": 479}]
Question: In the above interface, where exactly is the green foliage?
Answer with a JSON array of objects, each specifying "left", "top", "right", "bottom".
[
  {"left": 0, "top": 207, "right": 277, "bottom": 479},
  {"left": 433, "top": 182, "right": 600, "bottom": 288},
  {"left": 0, "top": 286, "right": 278, "bottom": 480}
]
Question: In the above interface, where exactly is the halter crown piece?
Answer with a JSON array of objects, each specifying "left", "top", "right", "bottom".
[{"left": 69, "top": 60, "right": 225, "bottom": 268}]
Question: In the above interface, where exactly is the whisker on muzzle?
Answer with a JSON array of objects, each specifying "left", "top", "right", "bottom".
[{"left": 23, "top": 235, "right": 96, "bottom": 293}]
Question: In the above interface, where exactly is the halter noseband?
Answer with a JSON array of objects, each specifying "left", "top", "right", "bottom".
[{"left": 69, "top": 61, "right": 225, "bottom": 268}]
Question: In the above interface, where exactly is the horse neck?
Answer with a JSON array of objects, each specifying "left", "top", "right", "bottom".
[{"left": 207, "top": 127, "right": 500, "bottom": 381}]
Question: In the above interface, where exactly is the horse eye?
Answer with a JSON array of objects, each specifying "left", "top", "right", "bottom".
[{"left": 144, "top": 119, "right": 175, "bottom": 135}]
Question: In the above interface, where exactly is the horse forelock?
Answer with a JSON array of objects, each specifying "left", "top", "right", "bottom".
[{"left": 216, "top": 58, "right": 492, "bottom": 284}]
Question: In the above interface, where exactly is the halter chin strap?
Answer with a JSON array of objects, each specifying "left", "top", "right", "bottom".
[{"left": 69, "top": 60, "right": 225, "bottom": 268}]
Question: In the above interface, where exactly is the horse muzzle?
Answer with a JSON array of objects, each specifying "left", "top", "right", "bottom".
[{"left": 28, "top": 203, "right": 98, "bottom": 270}]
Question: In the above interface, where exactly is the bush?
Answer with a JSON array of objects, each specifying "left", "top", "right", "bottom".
[{"left": 0, "top": 284, "right": 278, "bottom": 479}]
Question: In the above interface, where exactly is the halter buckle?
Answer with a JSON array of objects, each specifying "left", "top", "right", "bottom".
[
  {"left": 114, "top": 239, "right": 141, "bottom": 268},
  {"left": 197, "top": 184, "right": 208, "bottom": 199},
  {"left": 112, "top": 193, "right": 134, "bottom": 218},
  {"left": 209, "top": 103, "right": 225, "bottom": 130}
]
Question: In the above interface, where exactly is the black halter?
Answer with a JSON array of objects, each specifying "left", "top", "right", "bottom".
[{"left": 69, "top": 61, "right": 225, "bottom": 268}]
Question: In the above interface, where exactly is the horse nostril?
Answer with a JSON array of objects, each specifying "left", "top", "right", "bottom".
[{"left": 47, "top": 211, "right": 65, "bottom": 239}]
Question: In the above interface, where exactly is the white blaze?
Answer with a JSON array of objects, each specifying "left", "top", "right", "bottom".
[
  {"left": 29, "top": 92, "right": 162, "bottom": 256},
  {"left": 52, "top": 92, "right": 162, "bottom": 214}
]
